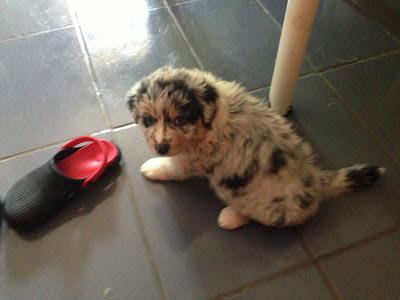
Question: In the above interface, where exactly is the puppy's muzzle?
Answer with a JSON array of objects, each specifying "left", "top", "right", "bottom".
[{"left": 155, "top": 141, "right": 170, "bottom": 155}]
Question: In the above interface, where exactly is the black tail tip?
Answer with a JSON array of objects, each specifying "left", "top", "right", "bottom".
[{"left": 346, "top": 165, "right": 385, "bottom": 191}]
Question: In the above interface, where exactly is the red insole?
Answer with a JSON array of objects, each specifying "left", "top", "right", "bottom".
[{"left": 56, "top": 141, "right": 117, "bottom": 179}]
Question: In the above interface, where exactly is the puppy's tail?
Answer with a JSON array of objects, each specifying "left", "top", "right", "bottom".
[{"left": 318, "top": 164, "right": 385, "bottom": 199}]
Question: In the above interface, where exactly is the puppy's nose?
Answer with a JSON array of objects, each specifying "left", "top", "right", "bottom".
[{"left": 155, "top": 142, "right": 170, "bottom": 155}]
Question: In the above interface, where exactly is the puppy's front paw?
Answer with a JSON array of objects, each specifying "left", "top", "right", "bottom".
[
  {"left": 141, "top": 158, "right": 171, "bottom": 181},
  {"left": 141, "top": 157, "right": 187, "bottom": 181},
  {"left": 218, "top": 207, "right": 250, "bottom": 230}
]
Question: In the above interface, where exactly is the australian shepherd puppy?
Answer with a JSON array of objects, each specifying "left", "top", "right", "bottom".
[{"left": 126, "top": 67, "right": 384, "bottom": 230}]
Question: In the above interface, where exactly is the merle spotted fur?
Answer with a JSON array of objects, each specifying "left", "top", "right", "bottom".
[{"left": 126, "top": 67, "right": 385, "bottom": 229}]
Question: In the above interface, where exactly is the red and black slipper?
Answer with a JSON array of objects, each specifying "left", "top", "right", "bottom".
[{"left": 3, "top": 136, "right": 121, "bottom": 230}]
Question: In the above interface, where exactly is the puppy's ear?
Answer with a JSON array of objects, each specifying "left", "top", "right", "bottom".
[
  {"left": 200, "top": 83, "right": 219, "bottom": 129},
  {"left": 126, "top": 81, "right": 140, "bottom": 110},
  {"left": 126, "top": 79, "right": 149, "bottom": 123},
  {"left": 126, "top": 86, "right": 140, "bottom": 124},
  {"left": 127, "top": 93, "right": 137, "bottom": 111}
]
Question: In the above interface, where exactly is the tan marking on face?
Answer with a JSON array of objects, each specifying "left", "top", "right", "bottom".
[
  {"left": 138, "top": 101, "right": 156, "bottom": 119},
  {"left": 168, "top": 105, "right": 180, "bottom": 121},
  {"left": 136, "top": 97, "right": 210, "bottom": 156}
]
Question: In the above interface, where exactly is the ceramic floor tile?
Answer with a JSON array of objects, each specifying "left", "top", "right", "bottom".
[
  {"left": 321, "top": 230, "right": 400, "bottom": 299},
  {"left": 230, "top": 265, "right": 333, "bottom": 300},
  {"left": 350, "top": 0, "right": 400, "bottom": 39},
  {"left": 0, "top": 135, "right": 162, "bottom": 299},
  {"left": 0, "top": 0, "right": 72, "bottom": 40},
  {"left": 147, "top": 0, "right": 165, "bottom": 9},
  {"left": 255, "top": 0, "right": 314, "bottom": 77},
  {"left": 257, "top": 0, "right": 287, "bottom": 25},
  {"left": 286, "top": 75, "right": 400, "bottom": 256},
  {"left": 113, "top": 126, "right": 309, "bottom": 299},
  {"left": 259, "top": 0, "right": 399, "bottom": 70},
  {"left": 1, "top": 0, "right": 399, "bottom": 297},
  {"left": 0, "top": 27, "right": 107, "bottom": 158},
  {"left": 166, "top": 0, "right": 197, "bottom": 5},
  {"left": 307, "top": 0, "right": 399, "bottom": 69},
  {"left": 322, "top": 51, "right": 400, "bottom": 165},
  {"left": 73, "top": 2, "right": 198, "bottom": 127},
  {"left": 171, "top": 0, "right": 314, "bottom": 91}
]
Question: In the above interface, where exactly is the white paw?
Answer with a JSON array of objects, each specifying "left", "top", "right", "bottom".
[
  {"left": 141, "top": 157, "right": 189, "bottom": 181},
  {"left": 140, "top": 157, "right": 172, "bottom": 181},
  {"left": 218, "top": 207, "right": 250, "bottom": 230}
]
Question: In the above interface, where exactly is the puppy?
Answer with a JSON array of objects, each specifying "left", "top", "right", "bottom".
[{"left": 126, "top": 67, "right": 384, "bottom": 230}]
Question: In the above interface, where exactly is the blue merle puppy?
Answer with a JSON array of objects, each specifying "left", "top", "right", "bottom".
[{"left": 126, "top": 67, "right": 384, "bottom": 230}]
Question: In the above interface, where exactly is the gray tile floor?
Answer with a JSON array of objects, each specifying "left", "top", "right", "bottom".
[{"left": 0, "top": 0, "right": 399, "bottom": 299}]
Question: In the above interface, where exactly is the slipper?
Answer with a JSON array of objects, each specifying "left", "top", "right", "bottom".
[{"left": 3, "top": 136, "right": 121, "bottom": 230}]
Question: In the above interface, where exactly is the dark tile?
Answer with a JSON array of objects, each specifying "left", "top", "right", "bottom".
[
  {"left": 0, "top": 0, "right": 72, "bottom": 40},
  {"left": 171, "top": 0, "right": 284, "bottom": 90},
  {"left": 0, "top": 28, "right": 107, "bottom": 158},
  {"left": 147, "top": 0, "right": 165, "bottom": 9},
  {"left": 114, "top": 126, "right": 309, "bottom": 299},
  {"left": 259, "top": 0, "right": 399, "bottom": 70},
  {"left": 350, "top": 0, "right": 400, "bottom": 39},
  {"left": 166, "top": 0, "right": 196, "bottom": 4},
  {"left": 288, "top": 75, "right": 400, "bottom": 256},
  {"left": 74, "top": 4, "right": 198, "bottom": 127},
  {"left": 0, "top": 135, "right": 162, "bottom": 299},
  {"left": 231, "top": 265, "right": 333, "bottom": 300},
  {"left": 256, "top": 0, "right": 314, "bottom": 77},
  {"left": 307, "top": 0, "right": 399, "bottom": 69},
  {"left": 258, "top": 0, "right": 287, "bottom": 25},
  {"left": 323, "top": 51, "right": 400, "bottom": 165},
  {"left": 321, "top": 231, "right": 400, "bottom": 299}
]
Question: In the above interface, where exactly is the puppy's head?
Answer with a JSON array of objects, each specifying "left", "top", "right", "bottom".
[{"left": 126, "top": 67, "right": 219, "bottom": 156}]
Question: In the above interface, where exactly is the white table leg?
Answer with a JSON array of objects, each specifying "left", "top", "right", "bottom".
[{"left": 269, "top": 0, "right": 320, "bottom": 115}]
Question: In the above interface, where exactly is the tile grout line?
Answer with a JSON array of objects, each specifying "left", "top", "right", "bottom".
[
  {"left": 255, "top": 0, "right": 319, "bottom": 74},
  {"left": 3, "top": 42, "right": 398, "bottom": 162},
  {"left": 299, "top": 233, "right": 341, "bottom": 299},
  {"left": 0, "top": 132, "right": 109, "bottom": 163},
  {"left": 314, "top": 224, "right": 400, "bottom": 262},
  {"left": 248, "top": 72, "right": 316, "bottom": 94},
  {"left": 0, "top": 24, "right": 74, "bottom": 43},
  {"left": 1, "top": 1, "right": 397, "bottom": 297},
  {"left": 1, "top": 50, "right": 397, "bottom": 163},
  {"left": 0, "top": 128, "right": 112, "bottom": 163},
  {"left": 162, "top": 0, "right": 205, "bottom": 70},
  {"left": 163, "top": 0, "right": 394, "bottom": 101},
  {"left": 167, "top": 0, "right": 203, "bottom": 8},
  {"left": 68, "top": 8, "right": 113, "bottom": 130},
  {"left": 254, "top": 0, "right": 400, "bottom": 89},
  {"left": 254, "top": 0, "right": 282, "bottom": 30},
  {"left": 80, "top": 1, "right": 396, "bottom": 297},
  {"left": 9, "top": 42, "right": 397, "bottom": 164},
  {"left": 313, "top": 263, "right": 342, "bottom": 300},
  {"left": 316, "top": 47, "right": 400, "bottom": 73},
  {"left": 119, "top": 170, "right": 168, "bottom": 300},
  {"left": 316, "top": 72, "right": 400, "bottom": 170},
  {"left": 212, "top": 224, "right": 400, "bottom": 299},
  {"left": 0, "top": 124, "right": 138, "bottom": 163},
  {"left": 0, "top": 0, "right": 205, "bottom": 45},
  {"left": 344, "top": 0, "right": 400, "bottom": 43},
  {"left": 112, "top": 122, "right": 137, "bottom": 132},
  {"left": 254, "top": 0, "right": 321, "bottom": 90},
  {"left": 247, "top": 48, "right": 400, "bottom": 94},
  {"left": 90, "top": 123, "right": 168, "bottom": 299},
  {"left": 210, "top": 259, "right": 315, "bottom": 300}
]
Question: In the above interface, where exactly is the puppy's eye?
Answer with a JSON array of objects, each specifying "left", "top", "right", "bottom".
[
  {"left": 174, "top": 116, "right": 189, "bottom": 126},
  {"left": 142, "top": 115, "right": 156, "bottom": 127}
]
